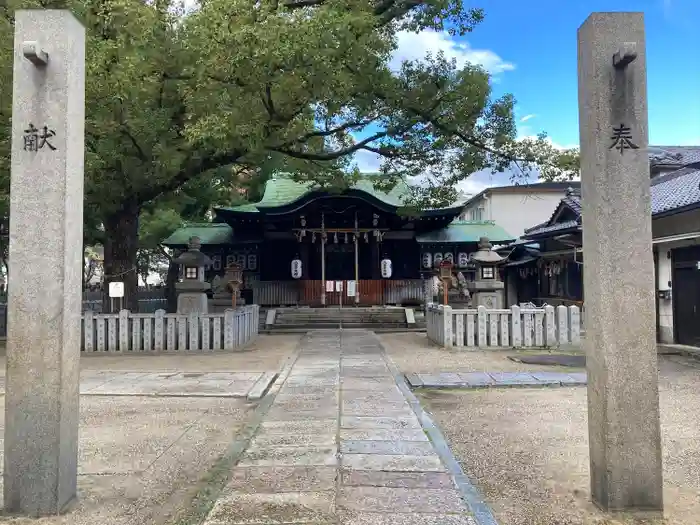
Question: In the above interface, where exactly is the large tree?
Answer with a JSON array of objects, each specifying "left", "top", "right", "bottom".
[{"left": 0, "top": 0, "right": 578, "bottom": 310}]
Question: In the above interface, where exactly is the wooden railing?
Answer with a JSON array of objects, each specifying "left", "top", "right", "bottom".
[
  {"left": 81, "top": 305, "right": 260, "bottom": 352},
  {"left": 251, "top": 279, "right": 424, "bottom": 306},
  {"left": 427, "top": 304, "right": 581, "bottom": 348}
]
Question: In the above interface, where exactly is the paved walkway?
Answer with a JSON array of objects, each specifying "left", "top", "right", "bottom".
[{"left": 203, "top": 330, "right": 478, "bottom": 525}]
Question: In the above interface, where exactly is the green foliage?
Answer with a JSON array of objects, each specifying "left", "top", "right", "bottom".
[{"left": 0, "top": 0, "right": 579, "bottom": 298}]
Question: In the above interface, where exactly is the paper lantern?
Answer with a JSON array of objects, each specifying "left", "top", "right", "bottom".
[
  {"left": 433, "top": 253, "right": 443, "bottom": 267},
  {"left": 291, "top": 258, "right": 302, "bottom": 279},
  {"left": 457, "top": 252, "right": 469, "bottom": 268},
  {"left": 421, "top": 252, "right": 433, "bottom": 269},
  {"left": 247, "top": 254, "right": 258, "bottom": 271},
  {"left": 443, "top": 252, "right": 454, "bottom": 264},
  {"left": 381, "top": 258, "right": 392, "bottom": 279}
]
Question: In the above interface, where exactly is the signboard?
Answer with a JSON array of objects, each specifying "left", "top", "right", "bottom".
[
  {"left": 347, "top": 280, "right": 356, "bottom": 297},
  {"left": 335, "top": 281, "right": 343, "bottom": 292},
  {"left": 108, "top": 281, "right": 125, "bottom": 298},
  {"left": 439, "top": 260, "right": 453, "bottom": 279},
  {"left": 325, "top": 280, "right": 334, "bottom": 292}
]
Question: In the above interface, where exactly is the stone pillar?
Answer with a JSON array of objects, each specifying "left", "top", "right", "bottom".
[
  {"left": 578, "top": 12, "right": 663, "bottom": 513},
  {"left": 4, "top": 10, "right": 85, "bottom": 516}
]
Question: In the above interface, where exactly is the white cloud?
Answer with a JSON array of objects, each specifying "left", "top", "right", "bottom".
[
  {"left": 390, "top": 30, "right": 515, "bottom": 75},
  {"left": 519, "top": 114, "right": 537, "bottom": 123},
  {"left": 353, "top": 149, "right": 383, "bottom": 173},
  {"left": 517, "top": 134, "right": 578, "bottom": 151}
]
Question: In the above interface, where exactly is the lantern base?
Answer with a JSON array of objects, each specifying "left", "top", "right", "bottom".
[
  {"left": 177, "top": 292, "right": 209, "bottom": 314},
  {"left": 471, "top": 290, "right": 504, "bottom": 310}
]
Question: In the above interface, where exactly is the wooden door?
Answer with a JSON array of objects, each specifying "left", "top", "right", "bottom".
[{"left": 673, "top": 265, "right": 700, "bottom": 346}]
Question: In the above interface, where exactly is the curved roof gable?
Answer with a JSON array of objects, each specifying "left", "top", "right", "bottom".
[{"left": 215, "top": 173, "right": 459, "bottom": 215}]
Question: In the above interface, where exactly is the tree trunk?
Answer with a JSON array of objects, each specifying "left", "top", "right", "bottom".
[
  {"left": 102, "top": 202, "right": 140, "bottom": 313},
  {"left": 165, "top": 255, "right": 179, "bottom": 313}
]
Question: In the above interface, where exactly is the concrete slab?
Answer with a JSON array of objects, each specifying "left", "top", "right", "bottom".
[
  {"left": 341, "top": 453, "right": 445, "bottom": 472},
  {"left": 227, "top": 466, "right": 337, "bottom": 493},
  {"left": 340, "top": 470, "right": 455, "bottom": 489},
  {"left": 337, "top": 486, "right": 466, "bottom": 513},
  {"left": 204, "top": 491, "right": 335, "bottom": 524},
  {"left": 238, "top": 447, "right": 338, "bottom": 467},
  {"left": 340, "top": 428, "right": 429, "bottom": 442},
  {"left": 340, "top": 440, "right": 436, "bottom": 456},
  {"left": 339, "top": 513, "right": 476, "bottom": 525},
  {"left": 341, "top": 416, "right": 422, "bottom": 430}
]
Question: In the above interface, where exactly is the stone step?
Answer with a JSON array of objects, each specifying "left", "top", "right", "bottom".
[{"left": 261, "top": 326, "right": 426, "bottom": 334}]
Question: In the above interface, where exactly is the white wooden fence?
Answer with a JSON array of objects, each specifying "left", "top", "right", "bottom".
[
  {"left": 427, "top": 304, "right": 581, "bottom": 348},
  {"left": 81, "top": 305, "right": 260, "bottom": 352}
]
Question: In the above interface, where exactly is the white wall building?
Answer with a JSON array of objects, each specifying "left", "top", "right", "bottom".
[{"left": 459, "top": 182, "right": 579, "bottom": 239}]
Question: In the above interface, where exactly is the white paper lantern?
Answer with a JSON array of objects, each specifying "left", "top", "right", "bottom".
[
  {"left": 443, "top": 252, "right": 454, "bottom": 264},
  {"left": 247, "top": 254, "right": 258, "bottom": 271},
  {"left": 421, "top": 252, "right": 433, "bottom": 269},
  {"left": 457, "top": 252, "right": 469, "bottom": 268},
  {"left": 381, "top": 258, "right": 392, "bottom": 279},
  {"left": 291, "top": 258, "right": 302, "bottom": 279},
  {"left": 433, "top": 253, "right": 443, "bottom": 267}
]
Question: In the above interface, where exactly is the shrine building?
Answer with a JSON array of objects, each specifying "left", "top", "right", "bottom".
[{"left": 162, "top": 174, "right": 515, "bottom": 307}]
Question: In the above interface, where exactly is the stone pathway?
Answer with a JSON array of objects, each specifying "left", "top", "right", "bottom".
[
  {"left": 203, "top": 330, "right": 479, "bottom": 525},
  {"left": 406, "top": 371, "right": 587, "bottom": 389},
  {"left": 0, "top": 371, "right": 276, "bottom": 398}
]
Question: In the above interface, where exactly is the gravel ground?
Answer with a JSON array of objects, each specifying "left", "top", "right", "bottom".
[
  {"left": 0, "top": 396, "right": 254, "bottom": 525},
  {"left": 379, "top": 332, "right": 584, "bottom": 374},
  {"left": 0, "top": 334, "right": 300, "bottom": 375},
  {"left": 418, "top": 354, "right": 700, "bottom": 525}
]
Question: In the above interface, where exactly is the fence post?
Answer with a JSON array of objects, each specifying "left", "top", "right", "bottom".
[
  {"left": 189, "top": 312, "right": 199, "bottom": 351},
  {"left": 510, "top": 305, "right": 522, "bottom": 348},
  {"left": 477, "top": 305, "right": 487, "bottom": 347},
  {"left": 442, "top": 305, "right": 453, "bottom": 348},
  {"left": 568, "top": 305, "right": 581, "bottom": 345},
  {"left": 426, "top": 304, "right": 433, "bottom": 342},
  {"left": 224, "top": 309, "right": 235, "bottom": 350},
  {"left": 83, "top": 311, "right": 93, "bottom": 352},
  {"left": 556, "top": 305, "right": 569, "bottom": 344},
  {"left": 118, "top": 310, "right": 130, "bottom": 352},
  {"left": 253, "top": 305, "right": 260, "bottom": 335},
  {"left": 544, "top": 305, "right": 556, "bottom": 347}
]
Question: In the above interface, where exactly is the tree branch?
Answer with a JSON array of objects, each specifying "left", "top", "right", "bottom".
[
  {"left": 120, "top": 127, "right": 147, "bottom": 162},
  {"left": 273, "top": 117, "right": 379, "bottom": 150},
  {"left": 137, "top": 149, "right": 247, "bottom": 206},
  {"left": 271, "top": 131, "right": 387, "bottom": 161}
]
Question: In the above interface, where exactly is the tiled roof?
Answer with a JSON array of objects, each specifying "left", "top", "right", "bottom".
[
  {"left": 562, "top": 189, "right": 582, "bottom": 215},
  {"left": 650, "top": 166, "right": 700, "bottom": 215},
  {"left": 218, "top": 173, "right": 414, "bottom": 213},
  {"left": 522, "top": 165, "right": 700, "bottom": 239},
  {"left": 649, "top": 146, "right": 700, "bottom": 167},
  {"left": 161, "top": 223, "right": 234, "bottom": 247},
  {"left": 415, "top": 220, "right": 515, "bottom": 244},
  {"left": 522, "top": 219, "right": 580, "bottom": 238}
]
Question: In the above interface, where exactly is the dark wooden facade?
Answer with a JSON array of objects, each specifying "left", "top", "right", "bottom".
[{"left": 163, "top": 176, "right": 515, "bottom": 307}]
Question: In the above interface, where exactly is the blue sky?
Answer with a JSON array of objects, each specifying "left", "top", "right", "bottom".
[{"left": 355, "top": 0, "right": 700, "bottom": 193}]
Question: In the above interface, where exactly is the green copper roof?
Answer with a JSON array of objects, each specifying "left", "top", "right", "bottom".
[
  {"left": 219, "top": 173, "right": 413, "bottom": 213},
  {"left": 415, "top": 221, "right": 514, "bottom": 244},
  {"left": 161, "top": 223, "right": 233, "bottom": 246}
]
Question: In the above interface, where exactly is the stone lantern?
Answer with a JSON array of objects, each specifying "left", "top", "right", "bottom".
[
  {"left": 465, "top": 236, "right": 505, "bottom": 309},
  {"left": 173, "top": 236, "right": 212, "bottom": 314}
]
